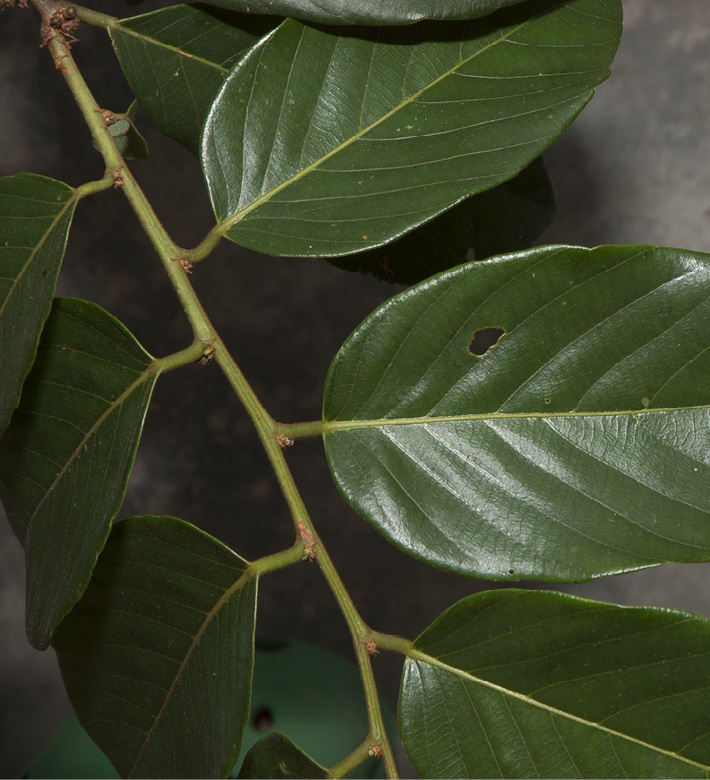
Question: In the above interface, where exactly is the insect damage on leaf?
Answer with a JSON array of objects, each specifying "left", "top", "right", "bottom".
[{"left": 469, "top": 326, "right": 506, "bottom": 356}]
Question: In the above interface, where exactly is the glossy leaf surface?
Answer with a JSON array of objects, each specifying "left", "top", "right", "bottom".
[
  {"left": 400, "top": 589, "right": 710, "bottom": 778},
  {"left": 111, "top": 4, "right": 278, "bottom": 153},
  {"left": 237, "top": 732, "right": 327, "bottom": 779},
  {"left": 0, "top": 298, "right": 158, "bottom": 648},
  {"left": 324, "top": 245, "right": 710, "bottom": 581},
  {"left": 201, "top": 0, "right": 528, "bottom": 25},
  {"left": 53, "top": 515, "right": 257, "bottom": 779},
  {"left": 329, "top": 157, "right": 555, "bottom": 284},
  {"left": 202, "top": 0, "right": 621, "bottom": 257},
  {"left": 0, "top": 174, "right": 76, "bottom": 435}
]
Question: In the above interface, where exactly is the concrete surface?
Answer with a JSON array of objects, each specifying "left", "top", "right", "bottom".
[{"left": 1, "top": 1, "right": 710, "bottom": 776}]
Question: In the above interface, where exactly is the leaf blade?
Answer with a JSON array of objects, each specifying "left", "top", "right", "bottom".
[
  {"left": 52, "top": 515, "right": 256, "bottom": 779},
  {"left": 201, "top": 0, "right": 532, "bottom": 25},
  {"left": 0, "top": 298, "right": 158, "bottom": 648},
  {"left": 323, "top": 245, "right": 710, "bottom": 581},
  {"left": 111, "top": 4, "right": 279, "bottom": 153},
  {"left": 328, "top": 156, "right": 556, "bottom": 284},
  {"left": 0, "top": 173, "right": 76, "bottom": 435},
  {"left": 202, "top": 0, "right": 621, "bottom": 257},
  {"left": 237, "top": 732, "right": 327, "bottom": 779},
  {"left": 400, "top": 590, "right": 710, "bottom": 778}
]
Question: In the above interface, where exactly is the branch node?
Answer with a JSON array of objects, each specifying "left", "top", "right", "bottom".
[
  {"left": 42, "top": 5, "right": 80, "bottom": 48},
  {"left": 368, "top": 742, "right": 383, "bottom": 759},
  {"left": 199, "top": 343, "right": 215, "bottom": 366},
  {"left": 178, "top": 254, "right": 194, "bottom": 274},
  {"left": 365, "top": 636, "right": 378, "bottom": 656},
  {"left": 112, "top": 167, "right": 124, "bottom": 188},
  {"left": 298, "top": 520, "right": 316, "bottom": 562},
  {"left": 276, "top": 429, "right": 293, "bottom": 449}
]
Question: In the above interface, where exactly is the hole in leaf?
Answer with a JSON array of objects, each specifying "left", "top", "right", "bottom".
[
  {"left": 469, "top": 326, "right": 506, "bottom": 356},
  {"left": 253, "top": 708, "right": 273, "bottom": 732}
]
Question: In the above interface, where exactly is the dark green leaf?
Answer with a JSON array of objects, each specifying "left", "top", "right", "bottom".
[
  {"left": 0, "top": 298, "right": 158, "bottom": 648},
  {"left": 202, "top": 0, "right": 621, "bottom": 258},
  {"left": 323, "top": 245, "right": 710, "bottom": 581},
  {"left": 237, "top": 732, "right": 327, "bottom": 779},
  {"left": 329, "top": 157, "right": 555, "bottom": 284},
  {"left": 400, "top": 589, "right": 710, "bottom": 778},
  {"left": 111, "top": 4, "right": 279, "bottom": 154},
  {"left": 92, "top": 104, "right": 149, "bottom": 160},
  {"left": 201, "top": 0, "right": 529, "bottom": 25},
  {"left": 0, "top": 174, "right": 76, "bottom": 435},
  {"left": 53, "top": 515, "right": 257, "bottom": 779}
]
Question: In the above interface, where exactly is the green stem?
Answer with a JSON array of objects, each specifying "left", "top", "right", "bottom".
[
  {"left": 371, "top": 630, "right": 414, "bottom": 656},
  {"left": 279, "top": 419, "right": 326, "bottom": 440},
  {"left": 187, "top": 223, "right": 224, "bottom": 264},
  {"left": 42, "top": 24, "right": 215, "bottom": 345},
  {"left": 327, "top": 738, "right": 372, "bottom": 779},
  {"left": 248, "top": 541, "right": 306, "bottom": 576},
  {"left": 75, "top": 174, "right": 114, "bottom": 199},
  {"left": 72, "top": 3, "right": 117, "bottom": 28},
  {"left": 39, "top": 10, "right": 398, "bottom": 778},
  {"left": 154, "top": 340, "right": 205, "bottom": 374}
]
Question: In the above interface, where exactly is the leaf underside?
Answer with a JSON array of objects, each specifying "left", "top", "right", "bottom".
[
  {"left": 0, "top": 298, "right": 157, "bottom": 649},
  {"left": 111, "top": 3, "right": 279, "bottom": 154},
  {"left": 400, "top": 589, "right": 710, "bottom": 778},
  {"left": 200, "top": 0, "right": 530, "bottom": 25},
  {"left": 202, "top": 0, "right": 621, "bottom": 257},
  {"left": 329, "top": 156, "right": 556, "bottom": 284},
  {"left": 0, "top": 173, "right": 76, "bottom": 435},
  {"left": 323, "top": 245, "right": 710, "bottom": 581},
  {"left": 53, "top": 515, "right": 257, "bottom": 780},
  {"left": 237, "top": 732, "right": 327, "bottom": 779}
]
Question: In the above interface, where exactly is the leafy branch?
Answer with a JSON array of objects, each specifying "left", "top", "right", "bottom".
[
  {"left": 27, "top": 2, "right": 398, "bottom": 774},
  {"left": 4, "top": 0, "right": 710, "bottom": 778}
]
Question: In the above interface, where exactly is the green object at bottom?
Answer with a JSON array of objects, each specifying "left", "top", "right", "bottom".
[{"left": 24, "top": 638, "right": 388, "bottom": 779}]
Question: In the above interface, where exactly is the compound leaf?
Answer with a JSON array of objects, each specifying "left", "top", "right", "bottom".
[
  {"left": 329, "top": 157, "right": 555, "bottom": 284},
  {"left": 0, "top": 298, "right": 159, "bottom": 648},
  {"left": 0, "top": 173, "right": 76, "bottom": 435},
  {"left": 53, "top": 515, "right": 257, "bottom": 780},
  {"left": 202, "top": 0, "right": 620, "bottom": 258},
  {"left": 323, "top": 245, "right": 710, "bottom": 581},
  {"left": 400, "top": 589, "right": 710, "bottom": 778},
  {"left": 111, "top": 4, "right": 279, "bottom": 153},
  {"left": 237, "top": 732, "right": 327, "bottom": 779},
  {"left": 200, "top": 0, "right": 531, "bottom": 25}
]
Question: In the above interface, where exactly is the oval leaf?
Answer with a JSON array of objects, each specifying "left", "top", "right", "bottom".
[
  {"left": 323, "top": 245, "right": 710, "bottom": 581},
  {"left": 0, "top": 174, "right": 76, "bottom": 435},
  {"left": 237, "top": 732, "right": 327, "bottom": 779},
  {"left": 202, "top": 0, "right": 621, "bottom": 258},
  {"left": 329, "top": 157, "right": 555, "bottom": 284},
  {"left": 0, "top": 298, "right": 159, "bottom": 648},
  {"left": 400, "top": 589, "right": 710, "bottom": 778},
  {"left": 111, "top": 4, "right": 279, "bottom": 154},
  {"left": 52, "top": 515, "right": 257, "bottom": 779},
  {"left": 202, "top": 0, "right": 530, "bottom": 26}
]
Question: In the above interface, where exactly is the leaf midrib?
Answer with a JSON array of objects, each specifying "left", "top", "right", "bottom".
[
  {"left": 216, "top": 4, "right": 562, "bottom": 233},
  {"left": 110, "top": 17, "right": 232, "bottom": 75},
  {"left": 322, "top": 404, "right": 708, "bottom": 433},
  {"left": 129, "top": 566, "right": 253, "bottom": 777},
  {"left": 25, "top": 361, "right": 158, "bottom": 537},
  {"left": 0, "top": 188, "right": 76, "bottom": 318},
  {"left": 409, "top": 647, "right": 710, "bottom": 772}
]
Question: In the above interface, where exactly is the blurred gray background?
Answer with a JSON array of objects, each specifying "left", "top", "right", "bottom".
[{"left": 1, "top": 1, "right": 710, "bottom": 776}]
